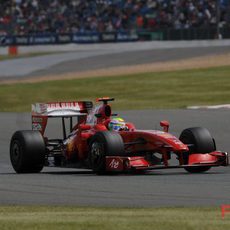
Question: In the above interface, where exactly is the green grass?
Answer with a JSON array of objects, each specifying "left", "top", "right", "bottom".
[
  {"left": 0, "top": 206, "right": 229, "bottom": 230},
  {"left": 1, "top": 66, "right": 230, "bottom": 112}
]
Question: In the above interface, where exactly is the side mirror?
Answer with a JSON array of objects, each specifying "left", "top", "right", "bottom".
[{"left": 160, "top": 120, "right": 170, "bottom": 132}]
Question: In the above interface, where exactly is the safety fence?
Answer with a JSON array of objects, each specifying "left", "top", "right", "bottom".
[
  {"left": 1, "top": 27, "right": 230, "bottom": 46},
  {"left": 0, "top": 32, "right": 138, "bottom": 46}
]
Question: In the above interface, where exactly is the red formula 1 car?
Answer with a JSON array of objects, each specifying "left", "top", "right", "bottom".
[{"left": 10, "top": 97, "right": 228, "bottom": 174}]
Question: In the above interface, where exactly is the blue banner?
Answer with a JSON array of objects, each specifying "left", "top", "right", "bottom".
[{"left": 0, "top": 32, "right": 138, "bottom": 46}]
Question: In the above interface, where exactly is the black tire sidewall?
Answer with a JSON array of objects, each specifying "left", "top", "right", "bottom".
[
  {"left": 179, "top": 127, "right": 216, "bottom": 153},
  {"left": 10, "top": 139, "right": 24, "bottom": 172},
  {"left": 89, "top": 131, "right": 124, "bottom": 173},
  {"left": 89, "top": 134, "right": 106, "bottom": 173},
  {"left": 10, "top": 130, "right": 45, "bottom": 173},
  {"left": 184, "top": 166, "right": 211, "bottom": 173},
  {"left": 179, "top": 127, "right": 216, "bottom": 173}
]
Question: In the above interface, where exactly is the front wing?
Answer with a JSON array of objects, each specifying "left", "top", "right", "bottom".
[{"left": 106, "top": 151, "right": 229, "bottom": 172}]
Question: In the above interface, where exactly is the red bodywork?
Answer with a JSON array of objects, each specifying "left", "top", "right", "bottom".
[{"left": 31, "top": 97, "right": 229, "bottom": 173}]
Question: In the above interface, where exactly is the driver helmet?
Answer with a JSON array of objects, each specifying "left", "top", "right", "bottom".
[{"left": 108, "top": 117, "right": 127, "bottom": 131}]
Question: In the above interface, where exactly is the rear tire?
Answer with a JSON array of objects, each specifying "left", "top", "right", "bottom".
[
  {"left": 89, "top": 131, "right": 124, "bottom": 174},
  {"left": 179, "top": 127, "right": 215, "bottom": 173},
  {"left": 10, "top": 130, "right": 45, "bottom": 173}
]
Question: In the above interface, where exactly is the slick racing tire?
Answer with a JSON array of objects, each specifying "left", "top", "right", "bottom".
[
  {"left": 179, "top": 127, "right": 216, "bottom": 173},
  {"left": 182, "top": 166, "right": 211, "bottom": 173},
  {"left": 10, "top": 130, "right": 45, "bottom": 173},
  {"left": 89, "top": 131, "right": 124, "bottom": 174}
]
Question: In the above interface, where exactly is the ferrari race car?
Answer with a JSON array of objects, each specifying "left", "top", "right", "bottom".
[{"left": 10, "top": 97, "right": 229, "bottom": 174}]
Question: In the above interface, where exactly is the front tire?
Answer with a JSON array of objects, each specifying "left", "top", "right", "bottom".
[
  {"left": 183, "top": 166, "right": 211, "bottom": 173},
  {"left": 89, "top": 131, "right": 124, "bottom": 174},
  {"left": 10, "top": 130, "right": 45, "bottom": 173},
  {"left": 179, "top": 127, "right": 215, "bottom": 173}
]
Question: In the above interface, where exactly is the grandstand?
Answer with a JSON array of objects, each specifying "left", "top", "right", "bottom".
[{"left": 0, "top": 0, "right": 230, "bottom": 41}]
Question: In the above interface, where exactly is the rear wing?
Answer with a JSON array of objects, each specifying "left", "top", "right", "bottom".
[
  {"left": 32, "top": 101, "right": 93, "bottom": 135},
  {"left": 32, "top": 101, "right": 93, "bottom": 117}
]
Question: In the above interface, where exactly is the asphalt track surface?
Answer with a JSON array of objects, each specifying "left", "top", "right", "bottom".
[
  {"left": 0, "top": 111, "right": 229, "bottom": 207},
  {"left": 25, "top": 46, "right": 230, "bottom": 78},
  {"left": 1, "top": 44, "right": 230, "bottom": 80}
]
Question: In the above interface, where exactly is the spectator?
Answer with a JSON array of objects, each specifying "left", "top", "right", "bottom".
[{"left": 0, "top": 0, "right": 229, "bottom": 35}]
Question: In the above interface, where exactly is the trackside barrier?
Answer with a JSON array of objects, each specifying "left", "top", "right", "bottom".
[
  {"left": 8, "top": 45, "right": 18, "bottom": 55},
  {"left": 0, "top": 32, "right": 138, "bottom": 46},
  {"left": 221, "top": 205, "right": 230, "bottom": 219}
]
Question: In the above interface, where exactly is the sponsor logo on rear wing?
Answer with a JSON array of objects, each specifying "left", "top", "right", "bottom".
[{"left": 32, "top": 101, "right": 93, "bottom": 117}]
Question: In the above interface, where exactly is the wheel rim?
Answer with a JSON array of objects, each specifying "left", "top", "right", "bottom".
[
  {"left": 90, "top": 142, "right": 104, "bottom": 165},
  {"left": 11, "top": 141, "right": 21, "bottom": 164}
]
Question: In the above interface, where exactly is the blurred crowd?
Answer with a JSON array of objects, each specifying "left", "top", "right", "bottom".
[{"left": 0, "top": 0, "right": 230, "bottom": 35}]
